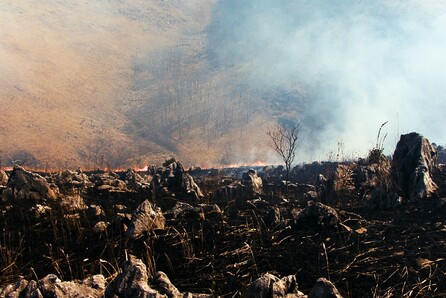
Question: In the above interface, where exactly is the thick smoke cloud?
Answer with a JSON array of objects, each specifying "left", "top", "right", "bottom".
[{"left": 208, "top": 0, "right": 446, "bottom": 160}]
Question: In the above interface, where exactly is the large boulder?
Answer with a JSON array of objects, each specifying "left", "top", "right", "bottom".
[
  {"left": 2, "top": 166, "right": 57, "bottom": 203},
  {"left": 151, "top": 158, "right": 203, "bottom": 201},
  {"left": 392, "top": 132, "right": 438, "bottom": 200},
  {"left": 125, "top": 200, "right": 166, "bottom": 239}
]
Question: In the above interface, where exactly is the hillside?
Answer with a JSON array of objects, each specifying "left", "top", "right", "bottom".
[
  {"left": 1, "top": 1, "right": 445, "bottom": 168},
  {"left": 0, "top": 0, "right": 283, "bottom": 169}
]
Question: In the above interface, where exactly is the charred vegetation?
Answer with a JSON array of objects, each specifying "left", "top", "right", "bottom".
[{"left": 1, "top": 133, "right": 446, "bottom": 297}]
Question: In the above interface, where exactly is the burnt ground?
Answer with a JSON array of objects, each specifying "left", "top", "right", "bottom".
[
  {"left": 1, "top": 165, "right": 446, "bottom": 297},
  {"left": 149, "top": 196, "right": 446, "bottom": 297}
]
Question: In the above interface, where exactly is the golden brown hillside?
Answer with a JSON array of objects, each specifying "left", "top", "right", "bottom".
[{"left": 1, "top": 0, "right": 265, "bottom": 168}]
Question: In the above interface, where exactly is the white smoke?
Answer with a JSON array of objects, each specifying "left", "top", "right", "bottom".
[{"left": 208, "top": 0, "right": 446, "bottom": 160}]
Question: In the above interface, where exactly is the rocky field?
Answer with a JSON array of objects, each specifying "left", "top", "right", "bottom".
[{"left": 1, "top": 132, "right": 446, "bottom": 297}]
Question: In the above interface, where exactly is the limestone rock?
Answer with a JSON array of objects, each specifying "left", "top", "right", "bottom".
[
  {"left": 245, "top": 273, "right": 305, "bottom": 298},
  {"left": 392, "top": 132, "right": 438, "bottom": 200},
  {"left": 242, "top": 169, "right": 263, "bottom": 197},
  {"left": 294, "top": 201, "right": 339, "bottom": 227},
  {"left": 6, "top": 166, "right": 57, "bottom": 202},
  {"left": 0, "top": 170, "right": 8, "bottom": 186},
  {"left": 154, "top": 271, "right": 182, "bottom": 298},
  {"left": 125, "top": 200, "right": 166, "bottom": 239},
  {"left": 308, "top": 278, "right": 342, "bottom": 298},
  {"left": 106, "top": 255, "right": 160, "bottom": 297}
]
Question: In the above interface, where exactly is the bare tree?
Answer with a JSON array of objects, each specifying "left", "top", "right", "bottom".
[{"left": 267, "top": 123, "right": 301, "bottom": 193}]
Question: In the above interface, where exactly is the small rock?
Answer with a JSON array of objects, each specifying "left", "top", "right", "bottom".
[
  {"left": 125, "top": 200, "right": 166, "bottom": 239},
  {"left": 154, "top": 271, "right": 182, "bottom": 297},
  {"left": 92, "top": 221, "right": 110, "bottom": 234},
  {"left": 106, "top": 255, "right": 160, "bottom": 297},
  {"left": 309, "top": 278, "right": 342, "bottom": 298},
  {"left": 295, "top": 201, "right": 339, "bottom": 227},
  {"left": 246, "top": 273, "right": 305, "bottom": 298}
]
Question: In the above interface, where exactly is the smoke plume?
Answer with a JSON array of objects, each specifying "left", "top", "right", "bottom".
[{"left": 207, "top": 0, "right": 446, "bottom": 160}]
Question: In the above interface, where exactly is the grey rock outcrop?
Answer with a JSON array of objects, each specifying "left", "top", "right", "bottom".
[
  {"left": 217, "top": 169, "right": 264, "bottom": 204},
  {"left": 2, "top": 166, "right": 57, "bottom": 203},
  {"left": 392, "top": 132, "right": 438, "bottom": 200},
  {"left": 151, "top": 158, "right": 203, "bottom": 201},
  {"left": 242, "top": 169, "right": 263, "bottom": 197},
  {"left": 125, "top": 200, "right": 166, "bottom": 239},
  {"left": 106, "top": 255, "right": 160, "bottom": 297},
  {"left": 54, "top": 169, "right": 91, "bottom": 193}
]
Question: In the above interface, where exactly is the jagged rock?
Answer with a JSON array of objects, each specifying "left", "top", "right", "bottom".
[
  {"left": 199, "top": 204, "right": 222, "bottom": 221},
  {"left": 294, "top": 201, "right": 339, "bottom": 227},
  {"left": 216, "top": 182, "right": 246, "bottom": 203},
  {"left": 154, "top": 271, "right": 182, "bottom": 297},
  {"left": 58, "top": 193, "right": 88, "bottom": 213},
  {"left": 92, "top": 221, "right": 110, "bottom": 234},
  {"left": 113, "top": 179, "right": 128, "bottom": 189},
  {"left": 1, "top": 274, "right": 107, "bottom": 298},
  {"left": 125, "top": 200, "right": 166, "bottom": 239},
  {"left": 153, "top": 272, "right": 212, "bottom": 298},
  {"left": 83, "top": 274, "right": 107, "bottom": 292},
  {"left": 216, "top": 170, "right": 264, "bottom": 205},
  {"left": 152, "top": 159, "right": 203, "bottom": 201},
  {"left": 316, "top": 175, "right": 336, "bottom": 204},
  {"left": 308, "top": 278, "right": 342, "bottom": 298},
  {"left": 38, "top": 274, "right": 61, "bottom": 297},
  {"left": 0, "top": 278, "right": 29, "bottom": 297},
  {"left": 392, "top": 132, "right": 438, "bottom": 200},
  {"left": 89, "top": 204, "right": 105, "bottom": 217},
  {"left": 106, "top": 255, "right": 160, "bottom": 297},
  {"left": 54, "top": 279, "right": 106, "bottom": 297},
  {"left": 164, "top": 201, "right": 204, "bottom": 222},
  {"left": 245, "top": 273, "right": 305, "bottom": 298},
  {"left": 242, "top": 169, "right": 263, "bottom": 197},
  {"left": 29, "top": 203, "right": 52, "bottom": 218},
  {"left": 125, "top": 168, "right": 146, "bottom": 190},
  {"left": 91, "top": 171, "right": 129, "bottom": 193},
  {"left": 4, "top": 166, "right": 57, "bottom": 203},
  {"left": 22, "top": 280, "right": 43, "bottom": 297},
  {"left": 246, "top": 273, "right": 279, "bottom": 298},
  {"left": 0, "top": 170, "right": 8, "bottom": 186},
  {"left": 54, "top": 169, "right": 91, "bottom": 193}
]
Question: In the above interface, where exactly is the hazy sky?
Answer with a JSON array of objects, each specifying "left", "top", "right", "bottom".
[{"left": 209, "top": 0, "right": 446, "bottom": 159}]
